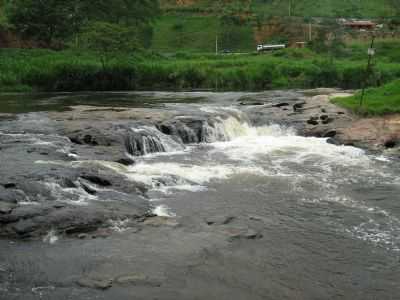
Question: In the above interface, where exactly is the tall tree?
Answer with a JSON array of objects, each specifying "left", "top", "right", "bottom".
[{"left": 5, "top": 0, "right": 80, "bottom": 45}]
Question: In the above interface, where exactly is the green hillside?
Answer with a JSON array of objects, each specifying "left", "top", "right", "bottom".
[
  {"left": 162, "top": 0, "right": 396, "bottom": 18},
  {"left": 152, "top": 0, "right": 398, "bottom": 53},
  {"left": 250, "top": 0, "right": 393, "bottom": 18},
  {"left": 0, "top": 0, "right": 6, "bottom": 26},
  {"left": 152, "top": 15, "right": 254, "bottom": 53}
]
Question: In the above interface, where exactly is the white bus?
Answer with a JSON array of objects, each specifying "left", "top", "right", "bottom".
[{"left": 257, "top": 44, "right": 286, "bottom": 52}]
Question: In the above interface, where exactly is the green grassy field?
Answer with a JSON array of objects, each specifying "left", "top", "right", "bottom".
[
  {"left": 332, "top": 79, "right": 400, "bottom": 115},
  {"left": 152, "top": 15, "right": 255, "bottom": 53}
]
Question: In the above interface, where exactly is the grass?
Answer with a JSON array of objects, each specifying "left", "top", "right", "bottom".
[
  {"left": 2, "top": 46, "right": 400, "bottom": 93},
  {"left": 332, "top": 79, "right": 400, "bottom": 115}
]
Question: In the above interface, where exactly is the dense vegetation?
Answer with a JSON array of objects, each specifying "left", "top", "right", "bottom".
[
  {"left": 333, "top": 79, "right": 400, "bottom": 115},
  {"left": 2, "top": 40, "right": 400, "bottom": 92},
  {"left": 0, "top": 0, "right": 400, "bottom": 99}
]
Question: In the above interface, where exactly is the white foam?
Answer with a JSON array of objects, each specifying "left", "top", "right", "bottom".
[
  {"left": 43, "top": 230, "right": 59, "bottom": 244},
  {"left": 153, "top": 205, "right": 176, "bottom": 217},
  {"left": 109, "top": 219, "right": 131, "bottom": 232},
  {"left": 211, "top": 133, "right": 366, "bottom": 167},
  {"left": 374, "top": 155, "right": 390, "bottom": 162},
  {"left": 155, "top": 184, "right": 208, "bottom": 194},
  {"left": 44, "top": 182, "right": 97, "bottom": 205},
  {"left": 126, "top": 162, "right": 267, "bottom": 188}
]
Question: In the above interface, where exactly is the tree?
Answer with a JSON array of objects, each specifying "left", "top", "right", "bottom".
[
  {"left": 5, "top": 0, "right": 80, "bottom": 46},
  {"left": 389, "top": 0, "right": 400, "bottom": 15},
  {"left": 80, "top": 21, "right": 139, "bottom": 69},
  {"left": 84, "top": 0, "right": 160, "bottom": 26},
  {"left": 5, "top": 0, "right": 160, "bottom": 47}
]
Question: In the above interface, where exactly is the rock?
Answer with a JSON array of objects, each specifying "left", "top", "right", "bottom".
[
  {"left": 91, "top": 228, "right": 113, "bottom": 239},
  {"left": 307, "top": 117, "right": 319, "bottom": 126},
  {"left": 80, "top": 175, "right": 111, "bottom": 187},
  {"left": 157, "top": 117, "right": 205, "bottom": 144},
  {"left": 224, "top": 227, "right": 263, "bottom": 241},
  {"left": 77, "top": 233, "right": 88, "bottom": 239},
  {"left": 3, "top": 183, "right": 16, "bottom": 189},
  {"left": 384, "top": 139, "right": 398, "bottom": 149},
  {"left": 323, "top": 130, "right": 337, "bottom": 138},
  {"left": 293, "top": 102, "right": 306, "bottom": 112},
  {"left": 0, "top": 202, "right": 16, "bottom": 214},
  {"left": 0, "top": 188, "right": 26, "bottom": 204},
  {"left": 12, "top": 219, "right": 37, "bottom": 235},
  {"left": 273, "top": 103, "right": 290, "bottom": 108},
  {"left": 326, "top": 138, "right": 340, "bottom": 146},
  {"left": 322, "top": 117, "right": 334, "bottom": 125},
  {"left": 205, "top": 215, "right": 235, "bottom": 226},
  {"left": 77, "top": 278, "right": 113, "bottom": 290},
  {"left": 115, "top": 158, "right": 135, "bottom": 166},
  {"left": 79, "top": 182, "right": 97, "bottom": 195},
  {"left": 115, "top": 274, "right": 162, "bottom": 287},
  {"left": 239, "top": 102, "right": 265, "bottom": 106},
  {"left": 248, "top": 215, "right": 273, "bottom": 225},
  {"left": 67, "top": 127, "right": 118, "bottom": 147},
  {"left": 0, "top": 113, "right": 16, "bottom": 121}
]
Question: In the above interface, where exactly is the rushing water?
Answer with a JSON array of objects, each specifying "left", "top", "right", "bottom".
[{"left": 1, "top": 91, "right": 400, "bottom": 300}]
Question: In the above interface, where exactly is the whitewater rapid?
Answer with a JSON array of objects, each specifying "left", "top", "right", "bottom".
[
  {"left": 30, "top": 105, "right": 400, "bottom": 252},
  {"left": 118, "top": 111, "right": 399, "bottom": 252}
]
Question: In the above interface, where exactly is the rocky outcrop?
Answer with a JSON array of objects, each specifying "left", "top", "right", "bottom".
[
  {"left": 0, "top": 131, "right": 151, "bottom": 239},
  {"left": 337, "top": 114, "right": 400, "bottom": 151}
]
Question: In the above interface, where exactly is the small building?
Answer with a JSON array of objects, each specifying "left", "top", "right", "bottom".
[
  {"left": 343, "top": 20, "right": 376, "bottom": 30},
  {"left": 294, "top": 42, "right": 306, "bottom": 48}
]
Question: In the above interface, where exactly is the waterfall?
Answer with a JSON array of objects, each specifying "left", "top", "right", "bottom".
[
  {"left": 126, "top": 108, "right": 294, "bottom": 157},
  {"left": 125, "top": 126, "right": 184, "bottom": 156}
]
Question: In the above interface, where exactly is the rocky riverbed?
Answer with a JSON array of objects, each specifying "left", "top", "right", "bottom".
[{"left": 1, "top": 89, "right": 399, "bottom": 300}]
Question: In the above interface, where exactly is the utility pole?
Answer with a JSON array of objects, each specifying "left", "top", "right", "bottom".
[
  {"left": 360, "top": 33, "right": 376, "bottom": 107},
  {"left": 309, "top": 22, "right": 312, "bottom": 41},
  {"left": 215, "top": 35, "right": 219, "bottom": 55}
]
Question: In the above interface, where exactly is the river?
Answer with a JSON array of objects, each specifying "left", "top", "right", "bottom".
[{"left": 0, "top": 91, "right": 399, "bottom": 300}]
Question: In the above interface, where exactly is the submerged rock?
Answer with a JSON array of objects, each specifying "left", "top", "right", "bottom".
[
  {"left": 205, "top": 215, "right": 235, "bottom": 226},
  {"left": 77, "top": 277, "right": 113, "bottom": 290},
  {"left": 0, "top": 202, "right": 16, "bottom": 214},
  {"left": 223, "top": 227, "right": 263, "bottom": 241},
  {"left": 115, "top": 274, "right": 162, "bottom": 287}
]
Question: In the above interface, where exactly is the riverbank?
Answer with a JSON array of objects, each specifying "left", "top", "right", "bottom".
[
  {"left": 333, "top": 79, "right": 400, "bottom": 115},
  {"left": 2, "top": 47, "right": 400, "bottom": 92}
]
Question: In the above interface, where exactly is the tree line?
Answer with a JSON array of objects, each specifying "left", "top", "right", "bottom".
[{"left": 3, "top": 0, "right": 160, "bottom": 48}]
